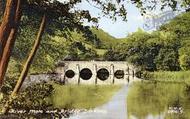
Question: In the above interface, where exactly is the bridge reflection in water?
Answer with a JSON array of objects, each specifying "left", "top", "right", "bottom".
[{"left": 56, "top": 61, "right": 137, "bottom": 85}]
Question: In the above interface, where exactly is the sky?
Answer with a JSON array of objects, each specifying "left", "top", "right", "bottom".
[
  {"left": 58, "top": 0, "right": 145, "bottom": 38},
  {"left": 77, "top": 1, "right": 144, "bottom": 38},
  {"left": 58, "top": 0, "right": 185, "bottom": 38},
  {"left": 77, "top": 1, "right": 184, "bottom": 38}
]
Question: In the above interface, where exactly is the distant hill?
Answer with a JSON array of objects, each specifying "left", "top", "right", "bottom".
[
  {"left": 60, "top": 27, "right": 125, "bottom": 56},
  {"left": 91, "top": 28, "right": 118, "bottom": 48}
]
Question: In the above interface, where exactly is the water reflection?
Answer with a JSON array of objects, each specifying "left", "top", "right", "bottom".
[{"left": 127, "top": 82, "right": 190, "bottom": 119}]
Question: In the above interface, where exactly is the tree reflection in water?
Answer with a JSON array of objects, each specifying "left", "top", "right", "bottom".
[{"left": 127, "top": 82, "right": 190, "bottom": 119}]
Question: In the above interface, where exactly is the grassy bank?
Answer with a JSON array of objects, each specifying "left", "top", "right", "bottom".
[
  {"left": 50, "top": 84, "right": 121, "bottom": 109},
  {"left": 147, "top": 71, "right": 190, "bottom": 84}
]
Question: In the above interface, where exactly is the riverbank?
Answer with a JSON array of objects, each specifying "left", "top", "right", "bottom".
[{"left": 144, "top": 71, "right": 190, "bottom": 84}]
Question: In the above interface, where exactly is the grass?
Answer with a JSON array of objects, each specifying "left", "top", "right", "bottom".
[
  {"left": 50, "top": 84, "right": 121, "bottom": 109},
  {"left": 148, "top": 71, "right": 190, "bottom": 84}
]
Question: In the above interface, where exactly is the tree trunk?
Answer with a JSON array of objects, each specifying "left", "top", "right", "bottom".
[
  {"left": 0, "top": 0, "right": 21, "bottom": 87},
  {"left": 1, "top": 14, "right": 47, "bottom": 114},
  {"left": 0, "top": 0, "right": 17, "bottom": 60}
]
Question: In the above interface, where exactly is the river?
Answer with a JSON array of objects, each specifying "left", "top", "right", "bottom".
[{"left": 70, "top": 79, "right": 190, "bottom": 119}]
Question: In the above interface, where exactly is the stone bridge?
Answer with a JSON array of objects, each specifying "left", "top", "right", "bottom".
[
  {"left": 55, "top": 61, "right": 137, "bottom": 85},
  {"left": 23, "top": 61, "right": 137, "bottom": 87}
]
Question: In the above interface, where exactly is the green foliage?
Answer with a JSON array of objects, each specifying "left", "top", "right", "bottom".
[
  {"left": 104, "top": 29, "right": 159, "bottom": 71},
  {"left": 155, "top": 48, "right": 180, "bottom": 71},
  {"left": 9, "top": 19, "right": 68, "bottom": 74},
  {"left": 1, "top": 78, "right": 17, "bottom": 95},
  {"left": 64, "top": 41, "right": 98, "bottom": 61},
  {"left": 0, "top": 0, "right": 4, "bottom": 22},
  {"left": 11, "top": 82, "right": 54, "bottom": 111},
  {"left": 79, "top": 48, "right": 98, "bottom": 60},
  {"left": 126, "top": 30, "right": 154, "bottom": 70},
  {"left": 135, "top": 0, "right": 190, "bottom": 11},
  {"left": 91, "top": 28, "right": 118, "bottom": 49},
  {"left": 179, "top": 54, "right": 190, "bottom": 70},
  {"left": 6, "top": 59, "right": 22, "bottom": 79},
  {"left": 103, "top": 48, "right": 126, "bottom": 61},
  {"left": 0, "top": 80, "right": 54, "bottom": 111},
  {"left": 179, "top": 42, "right": 190, "bottom": 70},
  {"left": 8, "top": 17, "right": 106, "bottom": 76}
]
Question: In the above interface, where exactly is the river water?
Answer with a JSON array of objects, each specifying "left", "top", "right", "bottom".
[
  {"left": 127, "top": 81, "right": 190, "bottom": 119},
  {"left": 70, "top": 80, "right": 190, "bottom": 119}
]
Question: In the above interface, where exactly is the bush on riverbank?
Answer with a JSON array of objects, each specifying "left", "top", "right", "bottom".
[{"left": 0, "top": 82, "right": 54, "bottom": 112}]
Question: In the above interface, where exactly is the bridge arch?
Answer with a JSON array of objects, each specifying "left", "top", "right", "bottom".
[
  {"left": 97, "top": 68, "right": 109, "bottom": 81},
  {"left": 114, "top": 70, "right": 124, "bottom": 79},
  {"left": 65, "top": 70, "right": 75, "bottom": 78},
  {"left": 80, "top": 68, "right": 93, "bottom": 80}
]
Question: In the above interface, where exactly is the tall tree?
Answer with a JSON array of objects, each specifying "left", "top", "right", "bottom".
[
  {"left": 0, "top": 0, "right": 18, "bottom": 59},
  {"left": 1, "top": 14, "right": 46, "bottom": 114},
  {"left": 0, "top": 0, "right": 21, "bottom": 86}
]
